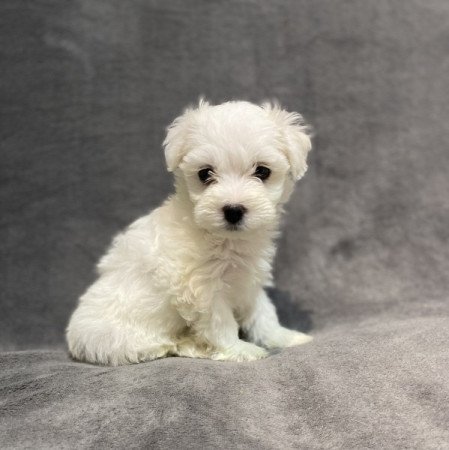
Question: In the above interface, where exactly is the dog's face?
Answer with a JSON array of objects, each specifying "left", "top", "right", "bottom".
[{"left": 163, "top": 101, "right": 311, "bottom": 238}]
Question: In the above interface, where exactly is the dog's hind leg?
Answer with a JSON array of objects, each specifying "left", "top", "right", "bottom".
[
  {"left": 67, "top": 316, "right": 179, "bottom": 365},
  {"left": 135, "top": 343, "right": 176, "bottom": 362}
]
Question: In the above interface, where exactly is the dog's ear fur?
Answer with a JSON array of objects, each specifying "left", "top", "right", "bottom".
[
  {"left": 163, "top": 99, "right": 209, "bottom": 172},
  {"left": 163, "top": 111, "right": 190, "bottom": 172},
  {"left": 262, "top": 102, "right": 312, "bottom": 180}
]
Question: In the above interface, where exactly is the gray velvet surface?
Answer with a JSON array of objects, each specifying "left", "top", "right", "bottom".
[{"left": 1, "top": 0, "right": 449, "bottom": 448}]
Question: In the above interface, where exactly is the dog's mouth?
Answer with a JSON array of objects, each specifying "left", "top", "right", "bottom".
[
  {"left": 205, "top": 222, "right": 247, "bottom": 237},
  {"left": 225, "top": 224, "right": 243, "bottom": 232}
]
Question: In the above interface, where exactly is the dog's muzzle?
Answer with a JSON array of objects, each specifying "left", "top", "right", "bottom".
[{"left": 222, "top": 204, "right": 246, "bottom": 226}]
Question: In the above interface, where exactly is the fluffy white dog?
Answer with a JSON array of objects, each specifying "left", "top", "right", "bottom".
[{"left": 66, "top": 100, "right": 313, "bottom": 365}]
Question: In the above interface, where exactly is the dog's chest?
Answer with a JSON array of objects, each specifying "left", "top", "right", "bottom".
[
  {"left": 169, "top": 237, "right": 274, "bottom": 308},
  {"left": 210, "top": 241, "right": 272, "bottom": 290}
]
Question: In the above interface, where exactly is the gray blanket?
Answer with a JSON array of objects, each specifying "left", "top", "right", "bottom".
[{"left": 1, "top": 0, "right": 448, "bottom": 448}]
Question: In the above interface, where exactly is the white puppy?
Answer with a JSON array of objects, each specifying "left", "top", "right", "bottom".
[{"left": 66, "top": 100, "right": 313, "bottom": 365}]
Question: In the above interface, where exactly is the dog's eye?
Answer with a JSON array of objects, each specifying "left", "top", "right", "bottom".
[
  {"left": 198, "top": 168, "right": 214, "bottom": 184},
  {"left": 253, "top": 165, "right": 271, "bottom": 181}
]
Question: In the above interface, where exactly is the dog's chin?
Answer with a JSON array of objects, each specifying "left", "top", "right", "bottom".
[
  {"left": 221, "top": 223, "right": 248, "bottom": 238},
  {"left": 225, "top": 224, "right": 242, "bottom": 232}
]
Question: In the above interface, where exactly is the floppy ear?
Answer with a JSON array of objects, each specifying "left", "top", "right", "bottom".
[
  {"left": 163, "top": 99, "right": 209, "bottom": 172},
  {"left": 262, "top": 102, "right": 312, "bottom": 180},
  {"left": 163, "top": 110, "right": 190, "bottom": 172}
]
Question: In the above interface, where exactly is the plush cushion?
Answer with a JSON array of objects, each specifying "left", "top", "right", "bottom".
[{"left": 2, "top": 316, "right": 449, "bottom": 448}]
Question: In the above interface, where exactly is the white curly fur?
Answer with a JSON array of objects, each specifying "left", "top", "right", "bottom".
[{"left": 66, "top": 100, "right": 313, "bottom": 365}]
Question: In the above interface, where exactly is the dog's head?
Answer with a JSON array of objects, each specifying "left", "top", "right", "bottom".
[{"left": 163, "top": 100, "right": 312, "bottom": 238}]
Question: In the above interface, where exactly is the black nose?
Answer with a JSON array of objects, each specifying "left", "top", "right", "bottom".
[{"left": 223, "top": 204, "right": 246, "bottom": 225}]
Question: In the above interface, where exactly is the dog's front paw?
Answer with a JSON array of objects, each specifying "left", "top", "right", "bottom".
[
  {"left": 264, "top": 328, "right": 313, "bottom": 349},
  {"left": 212, "top": 340, "right": 269, "bottom": 362}
]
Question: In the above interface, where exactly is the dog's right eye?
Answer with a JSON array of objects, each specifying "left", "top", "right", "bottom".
[{"left": 198, "top": 168, "right": 213, "bottom": 184}]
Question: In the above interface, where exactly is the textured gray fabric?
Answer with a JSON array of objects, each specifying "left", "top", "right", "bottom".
[
  {"left": 1, "top": 0, "right": 449, "bottom": 448},
  {"left": 2, "top": 319, "right": 449, "bottom": 449}
]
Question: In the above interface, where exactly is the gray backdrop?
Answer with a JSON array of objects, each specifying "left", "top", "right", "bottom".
[{"left": 1, "top": 1, "right": 449, "bottom": 448}]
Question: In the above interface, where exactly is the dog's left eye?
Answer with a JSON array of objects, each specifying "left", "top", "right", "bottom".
[
  {"left": 198, "top": 168, "right": 214, "bottom": 184},
  {"left": 253, "top": 165, "right": 271, "bottom": 181}
]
